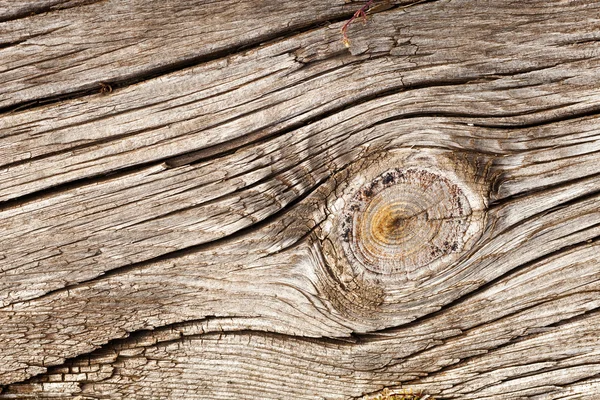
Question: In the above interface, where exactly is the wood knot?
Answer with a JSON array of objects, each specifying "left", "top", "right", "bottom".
[
  {"left": 314, "top": 149, "right": 489, "bottom": 327},
  {"left": 341, "top": 168, "right": 471, "bottom": 275}
]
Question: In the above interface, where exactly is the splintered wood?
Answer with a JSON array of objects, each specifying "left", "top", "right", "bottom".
[{"left": 1, "top": 0, "right": 600, "bottom": 399}]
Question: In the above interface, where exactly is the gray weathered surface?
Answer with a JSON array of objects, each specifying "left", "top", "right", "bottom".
[{"left": 1, "top": 0, "right": 600, "bottom": 398}]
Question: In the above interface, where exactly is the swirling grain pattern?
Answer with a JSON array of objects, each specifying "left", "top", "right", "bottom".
[{"left": 342, "top": 168, "right": 471, "bottom": 274}]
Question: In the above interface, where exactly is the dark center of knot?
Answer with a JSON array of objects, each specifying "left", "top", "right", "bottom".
[{"left": 340, "top": 168, "right": 473, "bottom": 274}]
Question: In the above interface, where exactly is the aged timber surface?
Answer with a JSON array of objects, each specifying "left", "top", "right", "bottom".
[{"left": 1, "top": 0, "right": 600, "bottom": 398}]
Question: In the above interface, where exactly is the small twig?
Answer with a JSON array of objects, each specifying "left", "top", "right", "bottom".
[
  {"left": 341, "top": 0, "right": 431, "bottom": 47},
  {"left": 341, "top": 0, "right": 375, "bottom": 47}
]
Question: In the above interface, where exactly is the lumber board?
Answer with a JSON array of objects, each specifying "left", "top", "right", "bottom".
[{"left": 1, "top": 0, "right": 600, "bottom": 398}]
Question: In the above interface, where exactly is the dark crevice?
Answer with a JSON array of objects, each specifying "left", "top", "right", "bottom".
[
  {"left": 0, "top": 158, "right": 165, "bottom": 212},
  {"left": 0, "top": 81, "right": 367, "bottom": 209},
  {"left": 0, "top": 315, "right": 362, "bottom": 392},
  {"left": 166, "top": 73, "right": 575, "bottom": 169},
  {"left": 2, "top": 240, "right": 598, "bottom": 391},
  {"left": 407, "top": 297, "right": 600, "bottom": 383},
  {"left": 0, "top": 0, "right": 444, "bottom": 116},
  {"left": 525, "top": 141, "right": 600, "bottom": 166},
  {"left": 1, "top": 91, "right": 186, "bottom": 142},
  {"left": 381, "top": 300, "right": 600, "bottom": 399},
  {"left": 360, "top": 233, "right": 600, "bottom": 344},
  {"left": 125, "top": 146, "right": 320, "bottom": 228},
  {"left": 0, "top": 88, "right": 593, "bottom": 216},
  {"left": 2, "top": 160, "right": 338, "bottom": 308},
  {"left": 463, "top": 362, "right": 600, "bottom": 399},
  {"left": 2, "top": 0, "right": 598, "bottom": 395},
  {"left": 0, "top": 123, "right": 173, "bottom": 173},
  {"left": 495, "top": 188, "right": 600, "bottom": 244},
  {"left": 0, "top": 87, "right": 94, "bottom": 115},
  {"left": 273, "top": 55, "right": 370, "bottom": 93},
  {"left": 562, "top": 220, "right": 600, "bottom": 239},
  {"left": 0, "top": 315, "right": 245, "bottom": 389},
  {"left": 167, "top": 84, "right": 588, "bottom": 177},
  {"left": 558, "top": 371, "right": 600, "bottom": 390},
  {"left": 0, "top": 39, "right": 27, "bottom": 49},
  {"left": 3, "top": 60, "right": 589, "bottom": 172},
  {"left": 0, "top": 0, "right": 443, "bottom": 118},
  {"left": 15, "top": 287, "right": 599, "bottom": 395},
  {"left": 156, "top": 76, "right": 498, "bottom": 168},
  {"left": 0, "top": 0, "right": 106, "bottom": 24},
  {"left": 0, "top": 10, "right": 359, "bottom": 116},
  {"left": 67, "top": 223, "right": 598, "bottom": 377},
  {"left": 488, "top": 169, "right": 600, "bottom": 208},
  {"left": 368, "top": 102, "right": 579, "bottom": 133},
  {"left": 469, "top": 103, "right": 600, "bottom": 130},
  {"left": 1, "top": 81, "right": 597, "bottom": 311},
  {"left": 161, "top": 70, "right": 596, "bottom": 170},
  {"left": 546, "top": 300, "right": 600, "bottom": 329}
]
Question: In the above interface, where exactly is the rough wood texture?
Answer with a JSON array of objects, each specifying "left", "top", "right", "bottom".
[{"left": 1, "top": 0, "right": 600, "bottom": 398}]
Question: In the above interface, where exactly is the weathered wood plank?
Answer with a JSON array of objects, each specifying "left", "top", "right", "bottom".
[
  {"left": 2, "top": 112, "right": 600, "bottom": 304},
  {"left": 0, "top": 0, "right": 360, "bottom": 109},
  {"left": 2, "top": 135, "right": 600, "bottom": 386},
  {"left": 3, "top": 243, "right": 599, "bottom": 398},
  {"left": 1, "top": 0, "right": 600, "bottom": 398},
  {"left": 1, "top": 0, "right": 599, "bottom": 201}
]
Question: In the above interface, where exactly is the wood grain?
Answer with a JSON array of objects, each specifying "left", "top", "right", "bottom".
[{"left": 1, "top": 0, "right": 600, "bottom": 398}]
